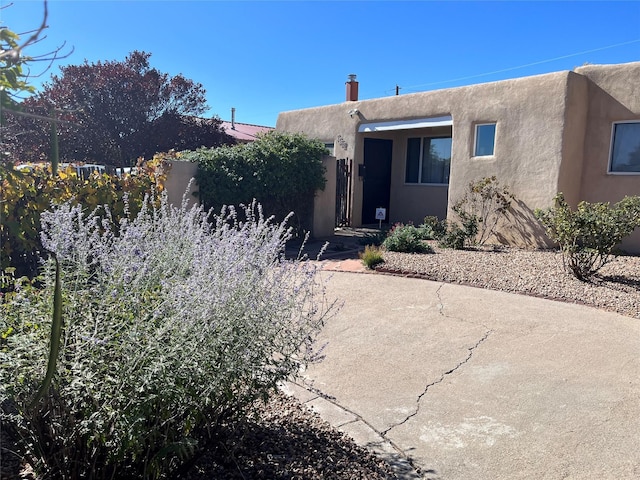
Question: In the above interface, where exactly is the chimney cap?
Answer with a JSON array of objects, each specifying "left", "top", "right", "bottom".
[{"left": 347, "top": 74, "right": 357, "bottom": 82}]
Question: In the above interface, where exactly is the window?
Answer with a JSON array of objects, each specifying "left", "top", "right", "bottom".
[
  {"left": 405, "top": 136, "right": 452, "bottom": 184},
  {"left": 324, "top": 143, "right": 335, "bottom": 156},
  {"left": 609, "top": 121, "right": 640, "bottom": 173},
  {"left": 474, "top": 123, "right": 496, "bottom": 156}
]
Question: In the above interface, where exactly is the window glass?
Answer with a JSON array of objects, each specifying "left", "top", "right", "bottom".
[
  {"left": 405, "top": 137, "right": 421, "bottom": 183},
  {"left": 610, "top": 122, "right": 640, "bottom": 173},
  {"left": 422, "top": 137, "right": 452, "bottom": 184},
  {"left": 405, "top": 136, "right": 451, "bottom": 185},
  {"left": 475, "top": 123, "right": 496, "bottom": 156}
]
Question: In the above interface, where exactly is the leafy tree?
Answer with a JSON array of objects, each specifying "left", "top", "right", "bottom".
[
  {"left": 189, "top": 131, "right": 328, "bottom": 234},
  {"left": 137, "top": 112, "right": 233, "bottom": 160},
  {"left": 1, "top": 1, "right": 72, "bottom": 163},
  {"left": 7, "top": 51, "right": 233, "bottom": 166}
]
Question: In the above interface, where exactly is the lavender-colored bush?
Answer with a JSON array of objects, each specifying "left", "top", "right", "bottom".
[{"left": 0, "top": 193, "right": 333, "bottom": 479}]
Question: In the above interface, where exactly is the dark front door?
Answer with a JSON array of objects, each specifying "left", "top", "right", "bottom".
[{"left": 361, "top": 138, "right": 392, "bottom": 224}]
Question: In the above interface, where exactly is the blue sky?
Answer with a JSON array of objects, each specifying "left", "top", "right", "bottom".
[{"left": 4, "top": 1, "right": 640, "bottom": 127}]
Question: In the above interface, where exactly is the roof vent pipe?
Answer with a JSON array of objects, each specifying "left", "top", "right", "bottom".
[
  {"left": 346, "top": 74, "right": 358, "bottom": 102},
  {"left": 231, "top": 107, "right": 236, "bottom": 130}
]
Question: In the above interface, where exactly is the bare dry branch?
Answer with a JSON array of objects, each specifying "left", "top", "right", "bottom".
[
  {"left": 0, "top": 0, "right": 48, "bottom": 61},
  {"left": 2, "top": 107, "right": 81, "bottom": 127},
  {"left": 1, "top": 1, "right": 74, "bottom": 83}
]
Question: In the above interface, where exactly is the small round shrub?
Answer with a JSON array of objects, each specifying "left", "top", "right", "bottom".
[
  {"left": 382, "top": 224, "right": 433, "bottom": 253},
  {"left": 535, "top": 193, "right": 640, "bottom": 280}
]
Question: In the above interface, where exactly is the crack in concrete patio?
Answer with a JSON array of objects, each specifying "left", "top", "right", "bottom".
[
  {"left": 289, "top": 381, "right": 425, "bottom": 478},
  {"left": 381, "top": 329, "right": 493, "bottom": 437},
  {"left": 293, "top": 327, "right": 493, "bottom": 476}
]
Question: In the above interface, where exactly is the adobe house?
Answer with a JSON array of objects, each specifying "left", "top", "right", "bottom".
[{"left": 275, "top": 62, "right": 640, "bottom": 251}]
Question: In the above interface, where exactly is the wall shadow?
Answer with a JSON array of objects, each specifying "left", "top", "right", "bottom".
[{"left": 495, "top": 199, "right": 553, "bottom": 249}]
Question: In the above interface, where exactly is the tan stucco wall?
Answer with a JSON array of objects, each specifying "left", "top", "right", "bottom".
[
  {"left": 312, "top": 156, "right": 337, "bottom": 238},
  {"left": 164, "top": 160, "right": 199, "bottom": 208},
  {"left": 575, "top": 62, "right": 640, "bottom": 252},
  {"left": 557, "top": 71, "right": 588, "bottom": 207},
  {"left": 448, "top": 73, "right": 572, "bottom": 216}
]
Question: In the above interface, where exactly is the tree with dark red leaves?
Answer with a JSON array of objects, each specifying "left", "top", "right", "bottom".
[{"left": 7, "top": 51, "right": 233, "bottom": 166}]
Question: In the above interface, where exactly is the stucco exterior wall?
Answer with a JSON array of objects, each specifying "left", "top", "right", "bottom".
[
  {"left": 312, "top": 156, "right": 337, "bottom": 238},
  {"left": 575, "top": 62, "right": 640, "bottom": 252},
  {"left": 164, "top": 160, "right": 199, "bottom": 209},
  {"left": 445, "top": 72, "right": 571, "bottom": 247},
  {"left": 575, "top": 62, "right": 640, "bottom": 203},
  {"left": 557, "top": 71, "right": 588, "bottom": 207}
]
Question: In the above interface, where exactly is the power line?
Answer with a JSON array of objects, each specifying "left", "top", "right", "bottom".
[{"left": 399, "top": 38, "right": 640, "bottom": 93}]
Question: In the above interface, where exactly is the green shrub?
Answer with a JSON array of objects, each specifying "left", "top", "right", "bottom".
[
  {"left": 359, "top": 244, "right": 385, "bottom": 269},
  {"left": 437, "top": 221, "right": 476, "bottom": 250},
  {"left": 190, "top": 131, "right": 327, "bottom": 235},
  {"left": 0, "top": 194, "right": 332, "bottom": 479},
  {"left": 421, "top": 216, "right": 447, "bottom": 240},
  {"left": 383, "top": 223, "right": 433, "bottom": 253},
  {"left": 535, "top": 193, "right": 640, "bottom": 280},
  {"left": 423, "top": 214, "right": 478, "bottom": 250},
  {"left": 432, "top": 176, "right": 512, "bottom": 250}
]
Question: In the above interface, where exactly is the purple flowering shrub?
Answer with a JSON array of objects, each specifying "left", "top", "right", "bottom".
[{"left": 0, "top": 193, "right": 333, "bottom": 479}]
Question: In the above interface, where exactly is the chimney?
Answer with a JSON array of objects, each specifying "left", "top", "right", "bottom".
[
  {"left": 231, "top": 107, "right": 236, "bottom": 130},
  {"left": 346, "top": 74, "right": 358, "bottom": 102}
]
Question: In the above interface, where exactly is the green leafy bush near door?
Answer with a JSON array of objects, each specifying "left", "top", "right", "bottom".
[
  {"left": 189, "top": 131, "right": 328, "bottom": 236},
  {"left": 382, "top": 223, "right": 433, "bottom": 253}
]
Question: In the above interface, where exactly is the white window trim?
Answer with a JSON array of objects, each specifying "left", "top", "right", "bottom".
[
  {"left": 608, "top": 120, "right": 640, "bottom": 175},
  {"left": 473, "top": 122, "right": 497, "bottom": 158}
]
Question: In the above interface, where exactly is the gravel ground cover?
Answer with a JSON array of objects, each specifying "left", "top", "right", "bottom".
[
  {"left": 1, "top": 393, "right": 398, "bottom": 480},
  {"left": 181, "top": 392, "right": 397, "bottom": 479},
  {"left": 380, "top": 242, "right": 640, "bottom": 319}
]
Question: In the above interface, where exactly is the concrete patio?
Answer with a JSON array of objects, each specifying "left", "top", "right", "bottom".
[{"left": 284, "top": 270, "right": 640, "bottom": 479}]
